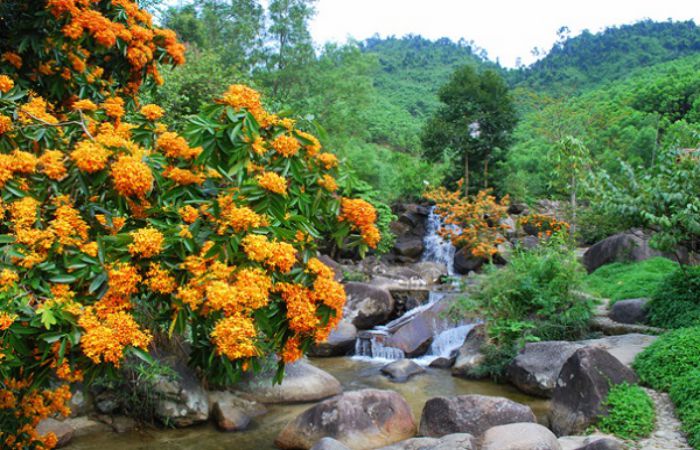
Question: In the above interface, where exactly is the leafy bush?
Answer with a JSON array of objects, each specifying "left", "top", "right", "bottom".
[
  {"left": 463, "top": 237, "right": 593, "bottom": 378},
  {"left": 634, "top": 327, "right": 700, "bottom": 391},
  {"left": 645, "top": 266, "right": 700, "bottom": 329},
  {"left": 582, "top": 257, "right": 677, "bottom": 302},
  {"left": 597, "top": 382, "right": 655, "bottom": 440},
  {"left": 669, "top": 370, "right": 700, "bottom": 449}
]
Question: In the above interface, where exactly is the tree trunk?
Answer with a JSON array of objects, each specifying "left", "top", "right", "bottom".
[
  {"left": 570, "top": 175, "right": 577, "bottom": 238},
  {"left": 483, "top": 158, "right": 489, "bottom": 188},
  {"left": 464, "top": 154, "right": 469, "bottom": 197}
]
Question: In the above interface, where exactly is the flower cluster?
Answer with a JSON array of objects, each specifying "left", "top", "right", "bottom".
[
  {"left": 339, "top": 198, "right": 381, "bottom": 248},
  {"left": 519, "top": 214, "right": 570, "bottom": 238},
  {"left": 425, "top": 186, "right": 510, "bottom": 259}
]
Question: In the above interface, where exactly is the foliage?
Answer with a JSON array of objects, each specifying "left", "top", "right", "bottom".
[
  {"left": 634, "top": 327, "right": 700, "bottom": 391},
  {"left": 669, "top": 370, "right": 700, "bottom": 448},
  {"left": 646, "top": 265, "right": 700, "bottom": 329},
  {"left": 596, "top": 382, "right": 655, "bottom": 440},
  {"left": 0, "top": 1, "right": 381, "bottom": 448},
  {"left": 582, "top": 257, "right": 678, "bottom": 303},
  {"left": 425, "top": 187, "right": 509, "bottom": 259},
  {"left": 462, "top": 237, "right": 592, "bottom": 378},
  {"left": 518, "top": 213, "right": 570, "bottom": 239},
  {"left": 422, "top": 65, "right": 517, "bottom": 191}
]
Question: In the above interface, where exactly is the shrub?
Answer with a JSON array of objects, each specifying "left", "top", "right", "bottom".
[
  {"left": 597, "top": 382, "right": 655, "bottom": 440},
  {"left": 668, "top": 370, "right": 700, "bottom": 449},
  {"left": 0, "top": 1, "right": 381, "bottom": 447},
  {"left": 646, "top": 266, "right": 700, "bottom": 328},
  {"left": 518, "top": 213, "right": 570, "bottom": 238},
  {"left": 634, "top": 327, "right": 700, "bottom": 391},
  {"left": 582, "top": 257, "right": 677, "bottom": 303},
  {"left": 463, "top": 236, "right": 593, "bottom": 378}
]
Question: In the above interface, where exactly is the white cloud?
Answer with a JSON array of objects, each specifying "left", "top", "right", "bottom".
[{"left": 309, "top": 0, "right": 700, "bottom": 67}]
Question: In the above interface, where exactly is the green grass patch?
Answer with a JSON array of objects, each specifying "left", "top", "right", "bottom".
[
  {"left": 582, "top": 257, "right": 677, "bottom": 302},
  {"left": 646, "top": 265, "right": 700, "bottom": 329},
  {"left": 597, "top": 382, "right": 655, "bottom": 440}
]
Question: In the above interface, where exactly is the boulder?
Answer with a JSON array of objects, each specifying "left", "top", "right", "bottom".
[
  {"left": 508, "top": 203, "right": 527, "bottom": 215},
  {"left": 578, "top": 333, "right": 657, "bottom": 367},
  {"left": 309, "top": 320, "right": 357, "bottom": 357},
  {"left": 310, "top": 438, "right": 352, "bottom": 450},
  {"left": 558, "top": 434, "right": 625, "bottom": 450},
  {"left": 453, "top": 248, "right": 485, "bottom": 274},
  {"left": 238, "top": 360, "right": 341, "bottom": 403},
  {"left": 381, "top": 359, "right": 426, "bottom": 382},
  {"left": 575, "top": 439, "right": 625, "bottom": 450},
  {"left": 418, "top": 395, "right": 535, "bottom": 438},
  {"left": 67, "top": 385, "right": 92, "bottom": 417},
  {"left": 549, "top": 347, "right": 638, "bottom": 436},
  {"left": 583, "top": 230, "right": 687, "bottom": 273},
  {"left": 36, "top": 419, "right": 74, "bottom": 448},
  {"left": 451, "top": 325, "right": 486, "bottom": 379},
  {"left": 428, "top": 351, "right": 457, "bottom": 369},
  {"left": 506, "top": 341, "right": 584, "bottom": 398},
  {"left": 385, "top": 296, "right": 455, "bottom": 358},
  {"left": 411, "top": 261, "right": 447, "bottom": 285},
  {"left": 378, "top": 433, "right": 477, "bottom": 450},
  {"left": 394, "top": 237, "right": 425, "bottom": 258},
  {"left": 609, "top": 298, "right": 648, "bottom": 324},
  {"left": 275, "top": 389, "right": 416, "bottom": 450},
  {"left": 344, "top": 282, "right": 395, "bottom": 329},
  {"left": 208, "top": 391, "right": 266, "bottom": 432},
  {"left": 481, "top": 423, "right": 561, "bottom": 450},
  {"left": 520, "top": 235, "right": 540, "bottom": 249},
  {"left": 152, "top": 352, "right": 209, "bottom": 427}
]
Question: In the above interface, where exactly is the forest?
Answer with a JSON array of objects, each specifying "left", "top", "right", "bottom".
[{"left": 0, "top": 1, "right": 699, "bottom": 450}]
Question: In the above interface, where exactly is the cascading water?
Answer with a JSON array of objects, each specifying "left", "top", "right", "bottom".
[{"left": 421, "top": 206, "right": 457, "bottom": 275}]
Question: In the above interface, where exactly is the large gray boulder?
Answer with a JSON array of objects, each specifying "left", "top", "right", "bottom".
[
  {"left": 549, "top": 347, "right": 638, "bottom": 436},
  {"left": 609, "top": 298, "right": 648, "bottom": 325},
  {"left": 151, "top": 354, "right": 209, "bottom": 427},
  {"left": 238, "top": 360, "right": 341, "bottom": 403},
  {"left": 344, "top": 282, "right": 395, "bottom": 329},
  {"left": 451, "top": 325, "right": 486, "bottom": 379},
  {"left": 310, "top": 438, "right": 352, "bottom": 450},
  {"left": 275, "top": 389, "right": 417, "bottom": 450},
  {"left": 378, "top": 434, "right": 476, "bottom": 450},
  {"left": 207, "top": 391, "right": 266, "bottom": 432},
  {"left": 583, "top": 230, "right": 687, "bottom": 273},
  {"left": 418, "top": 395, "right": 535, "bottom": 438},
  {"left": 309, "top": 320, "right": 357, "bottom": 357},
  {"left": 578, "top": 333, "right": 657, "bottom": 367},
  {"left": 506, "top": 341, "right": 584, "bottom": 398},
  {"left": 394, "top": 237, "right": 425, "bottom": 258},
  {"left": 481, "top": 423, "right": 561, "bottom": 450},
  {"left": 453, "top": 248, "right": 485, "bottom": 274}
]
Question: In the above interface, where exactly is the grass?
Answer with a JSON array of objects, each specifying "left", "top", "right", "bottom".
[
  {"left": 582, "top": 257, "right": 677, "bottom": 302},
  {"left": 597, "top": 382, "right": 655, "bottom": 440}
]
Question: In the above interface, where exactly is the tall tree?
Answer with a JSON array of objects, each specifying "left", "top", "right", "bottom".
[{"left": 422, "top": 65, "right": 516, "bottom": 194}]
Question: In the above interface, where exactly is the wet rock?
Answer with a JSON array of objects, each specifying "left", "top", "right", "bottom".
[
  {"left": 583, "top": 230, "right": 687, "bottom": 273},
  {"left": 152, "top": 353, "right": 209, "bottom": 427},
  {"left": 385, "top": 296, "right": 455, "bottom": 358},
  {"left": 309, "top": 320, "right": 357, "bottom": 357},
  {"left": 481, "top": 422, "right": 561, "bottom": 450},
  {"left": 310, "top": 437, "right": 352, "bottom": 450},
  {"left": 36, "top": 418, "right": 74, "bottom": 448},
  {"left": 428, "top": 351, "right": 457, "bottom": 369},
  {"left": 390, "top": 288, "right": 431, "bottom": 316},
  {"left": 451, "top": 325, "right": 486, "bottom": 379},
  {"left": 453, "top": 248, "right": 485, "bottom": 274},
  {"left": 275, "top": 389, "right": 416, "bottom": 450},
  {"left": 238, "top": 360, "right": 341, "bottom": 403},
  {"left": 418, "top": 394, "right": 535, "bottom": 438},
  {"left": 609, "top": 298, "right": 649, "bottom": 324},
  {"left": 212, "top": 402, "right": 250, "bottom": 431},
  {"left": 549, "top": 347, "right": 638, "bottom": 436},
  {"left": 507, "top": 341, "right": 584, "bottom": 398},
  {"left": 344, "top": 282, "right": 395, "bottom": 329},
  {"left": 381, "top": 359, "right": 426, "bottom": 382}
]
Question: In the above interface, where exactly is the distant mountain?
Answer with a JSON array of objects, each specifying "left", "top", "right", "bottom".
[{"left": 511, "top": 20, "right": 700, "bottom": 93}]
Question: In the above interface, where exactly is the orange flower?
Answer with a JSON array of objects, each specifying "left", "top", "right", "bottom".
[
  {"left": 72, "top": 99, "right": 98, "bottom": 112},
  {"left": 111, "top": 154, "right": 153, "bottom": 198},
  {"left": 157, "top": 132, "right": 202, "bottom": 159},
  {"left": 0, "top": 75, "right": 14, "bottom": 93},
  {"left": 140, "top": 104, "right": 164, "bottom": 121},
  {"left": 162, "top": 166, "right": 205, "bottom": 185},
  {"left": 70, "top": 140, "right": 110, "bottom": 173},
  {"left": 78, "top": 309, "right": 152, "bottom": 367},
  {"left": 178, "top": 205, "right": 199, "bottom": 224},
  {"left": 128, "top": 227, "right": 164, "bottom": 258},
  {"left": 316, "top": 152, "right": 338, "bottom": 170},
  {"left": 1, "top": 52, "right": 22, "bottom": 69},
  {"left": 211, "top": 315, "right": 259, "bottom": 360},
  {"left": 101, "top": 96, "right": 125, "bottom": 120},
  {"left": 271, "top": 135, "right": 301, "bottom": 158},
  {"left": 256, "top": 171, "right": 287, "bottom": 195},
  {"left": 318, "top": 174, "right": 338, "bottom": 192},
  {"left": 144, "top": 263, "right": 176, "bottom": 294},
  {"left": 39, "top": 150, "right": 67, "bottom": 180},
  {"left": 0, "top": 115, "right": 12, "bottom": 135}
]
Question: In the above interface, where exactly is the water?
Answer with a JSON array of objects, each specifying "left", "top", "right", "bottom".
[
  {"left": 421, "top": 206, "right": 457, "bottom": 276},
  {"left": 65, "top": 357, "right": 549, "bottom": 450}
]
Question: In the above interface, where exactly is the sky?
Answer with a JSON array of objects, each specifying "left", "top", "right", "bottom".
[{"left": 308, "top": 0, "right": 700, "bottom": 67}]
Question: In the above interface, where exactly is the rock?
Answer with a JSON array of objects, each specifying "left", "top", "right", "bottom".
[
  {"left": 500, "top": 216, "right": 517, "bottom": 236},
  {"left": 309, "top": 320, "right": 357, "bottom": 357},
  {"left": 390, "top": 288, "right": 431, "bottom": 315},
  {"left": 579, "top": 333, "right": 658, "bottom": 367},
  {"left": 583, "top": 230, "right": 687, "bottom": 273},
  {"left": 385, "top": 296, "right": 455, "bottom": 358},
  {"left": 549, "top": 347, "right": 638, "bottom": 436},
  {"left": 411, "top": 262, "right": 447, "bottom": 285},
  {"left": 275, "top": 389, "right": 416, "bottom": 450},
  {"left": 310, "top": 437, "right": 352, "bottom": 450},
  {"left": 494, "top": 240, "right": 514, "bottom": 264},
  {"left": 418, "top": 394, "right": 535, "bottom": 438},
  {"left": 558, "top": 434, "right": 624, "bottom": 450},
  {"left": 67, "top": 385, "right": 92, "bottom": 417},
  {"left": 508, "top": 203, "right": 527, "bottom": 215},
  {"left": 394, "top": 237, "right": 425, "bottom": 258},
  {"left": 481, "top": 423, "right": 561, "bottom": 450},
  {"left": 212, "top": 402, "right": 250, "bottom": 431},
  {"left": 207, "top": 390, "right": 267, "bottom": 417},
  {"left": 609, "top": 298, "right": 649, "bottom": 324},
  {"left": 451, "top": 325, "right": 486, "bottom": 379},
  {"left": 344, "top": 282, "right": 395, "bottom": 329},
  {"left": 589, "top": 316, "right": 663, "bottom": 337},
  {"left": 36, "top": 418, "right": 74, "bottom": 448},
  {"left": 575, "top": 438, "right": 625, "bottom": 450},
  {"left": 429, "top": 351, "right": 457, "bottom": 369},
  {"left": 520, "top": 235, "right": 540, "bottom": 249},
  {"left": 453, "top": 248, "right": 485, "bottom": 274},
  {"left": 506, "top": 341, "right": 584, "bottom": 398},
  {"left": 110, "top": 416, "right": 137, "bottom": 433},
  {"left": 152, "top": 351, "right": 209, "bottom": 427},
  {"left": 238, "top": 360, "right": 341, "bottom": 403},
  {"left": 379, "top": 433, "right": 477, "bottom": 450},
  {"left": 318, "top": 254, "right": 343, "bottom": 282},
  {"left": 381, "top": 359, "right": 426, "bottom": 382},
  {"left": 377, "top": 437, "right": 440, "bottom": 450}
]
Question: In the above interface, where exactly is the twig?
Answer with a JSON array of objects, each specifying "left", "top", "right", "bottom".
[{"left": 20, "top": 109, "right": 95, "bottom": 141}]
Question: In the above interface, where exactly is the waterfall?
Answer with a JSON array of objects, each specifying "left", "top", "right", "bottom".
[{"left": 421, "top": 206, "right": 457, "bottom": 275}]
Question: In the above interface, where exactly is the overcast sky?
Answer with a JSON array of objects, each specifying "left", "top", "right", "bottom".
[{"left": 309, "top": 0, "right": 700, "bottom": 67}]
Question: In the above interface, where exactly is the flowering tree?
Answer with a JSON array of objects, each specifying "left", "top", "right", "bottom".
[
  {"left": 0, "top": 1, "right": 380, "bottom": 448},
  {"left": 424, "top": 185, "right": 509, "bottom": 259}
]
